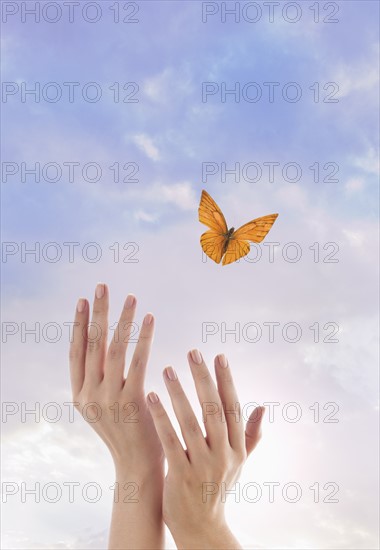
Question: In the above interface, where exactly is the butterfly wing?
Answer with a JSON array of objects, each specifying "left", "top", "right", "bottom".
[
  {"left": 201, "top": 230, "right": 226, "bottom": 264},
  {"left": 199, "top": 190, "right": 278, "bottom": 266},
  {"left": 222, "top": 239, "right": 250, "bottom": 266},
  {"left": 198, "top": 190, "right": 228, "bottom": 233},
  {"left": 222, "top": 214, "right": 278, "bottom": 266},
  {"left": 231, "top": 214, "right": 278, "bottom": 243}
]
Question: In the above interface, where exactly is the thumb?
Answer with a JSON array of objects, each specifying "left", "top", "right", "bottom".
[{"left": 245, "top": 406, "right": 265, "bottom": 456}]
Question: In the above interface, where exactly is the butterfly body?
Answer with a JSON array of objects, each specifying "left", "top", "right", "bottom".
[
  {"left": 198, "top": 190, "right": 278, "bottom": 266},
  {"left": 221, "top": 227, "right": 234, "bottom": 253}
]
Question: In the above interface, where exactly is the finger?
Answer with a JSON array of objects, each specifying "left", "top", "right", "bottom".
[
  {"left": 214, "top": 354, "right": 245, "bottom": 451},
  {"left": 245, "top": 406, "right": 265, "bottom": 456},
  {"left": 146, "top": 392, "right": 187, "bottom": 467},
  {"left": 163, "top": 367, "right": 207, "bottom": 458},
  {"left": 69, "top": 298, "right": 89, "bottom": 397},
  {"left": 125, "top": 312, "right": 154, "bottom": 390},
  {"left": 105, "top": 294, "right": 137, "bottom": 386},
  {"left": 85, "top": 283, "right": 109, "bottom": 384},
  {"left": 187, "top": 349, "right": 228, "bottom": 449}
]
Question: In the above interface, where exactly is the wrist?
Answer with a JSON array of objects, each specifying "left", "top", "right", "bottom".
[
  {"left": 109, "top": 466, "right": 165, "bottom": 550},
  {"left": 170, "top": 519, "right": 241, "bottom": 550},
  {"left": 113, "top": 463, "right": 164, "bottom": 500},
  {"left": 114, "top": 459, "right": 163, "bottom": 480}
]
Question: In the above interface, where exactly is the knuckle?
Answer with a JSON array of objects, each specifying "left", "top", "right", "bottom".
[
  {"left": 79, "top": 392, "right": 91, "bottom": 406},
  {"left": 197, "top": 370, "right": 211, "bottom": 382},
  {"left": 163, "top": 431, "right": 178, "bottom": 448},
  {"left": 214, "top": 461, "right": 228, "bottom": 480},
  {"left": 236, "top": 448, "right": 247, "bottom": 463},
  {"left": 87, "top": 340, "right": 100, "bottom": 354},
  {"left": 69, "top": 348, "right": 81, "bottom": 362},
  {"left": 220, "top": 370, "right": 233, "bottom": 383},
  {"left": 103, "top": 388, "right": 115, "bottom": 404},
  {"left": 154, "top": 406, "right": 167, "bottom": 420},
  {"left": 131, "top": 357, "right": 144, "bottom": 369},
  {"left": 137, "top": 334, "right": 151, "bottom": 341},
  {"left": 184, "top": 415, "right": 200, "bottom": 434},
  {"left": 171, "top": 384, "right": 185, "bottom": 397},
  {"left": 214, "top": 409, "right": 225, "bottom": 423},
  {"left": 108, "top": 346, "right": 122, "bottom": 362}
]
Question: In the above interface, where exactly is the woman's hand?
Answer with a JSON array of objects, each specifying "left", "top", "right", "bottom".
[
  {"left": 69, "top": 283, "right": 164, "bottom": 550},
  {"left": 147, "top": 350, "right": 264, "bottom": 550}
]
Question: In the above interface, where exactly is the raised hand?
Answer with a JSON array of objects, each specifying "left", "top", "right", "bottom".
[
  {"left": 147, "top": 350, "right": 264, "bottom": 550},
  {"left": 69, "top": 284, "right": 164, "bottom": 550}
]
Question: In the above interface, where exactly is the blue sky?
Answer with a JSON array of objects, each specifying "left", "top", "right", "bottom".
[{"left": 1, "top": 1, "right": 379, "bottom": 548}]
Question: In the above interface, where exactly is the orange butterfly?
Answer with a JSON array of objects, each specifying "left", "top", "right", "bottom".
[{"left": 199, "top": 189, "right": 278, "bottom": 265}]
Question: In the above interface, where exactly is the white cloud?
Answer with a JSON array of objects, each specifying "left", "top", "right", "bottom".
[
  {"left": 132, "top": 133, "right": 161, "bottom": 161},
  {"left": 335, "top": 63, "right": 379, "bottom": 98},
  {"left": 99, "top": 180, "right": 198, "bottom": 213},
  {"left": 130, "top": 181, "right": 198, "bottom": 211},
  {"left": 142, "top": 66, "right": 195, "bottom": 105},
  {"left": 156, "top": 181, "right": 198, "bottom": 210},
  {"left": 133, "top": 209, "right": 158, "bottom": 223},
  {"left": 345, "top": 177, "right": 365, "bottom": 194},
  {"left": 143, "top": 67, "right": 173, "bottom": 102},
  {"left": 353, "top": 147, "right": 379, "bottom": 176},
  {"left": 342, "top": 229, "right": 365, "bottom": 247}
]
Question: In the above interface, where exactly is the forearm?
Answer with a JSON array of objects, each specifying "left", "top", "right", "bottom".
[
  {"left": 108, "top": 467, "right": 165, "bottom": 550},
  {"left": 171, "top": 522, "right": 242, "bottom": 550}
]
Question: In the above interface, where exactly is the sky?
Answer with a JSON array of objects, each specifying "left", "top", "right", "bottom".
[{"left": 1, "top": 1, "right": 379, "bottom": 549}]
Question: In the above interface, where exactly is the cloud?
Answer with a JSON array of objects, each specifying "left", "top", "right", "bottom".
[
  {"left": 342, "top": 229, "right": 365, "bottom": 247},
  {"left": 133, "top": 209, "right": 158, "bottom": 223},
  {"left": 86, "top": 180, "right": 198, "bottom": 216},
  {"left": 155, "top": 181, "right": 198, "bottom": 210},
  {"left": 143, "top": 67, "right": 173, "bottom": 102},
  {"left": 142, "top": 66, "right": 195, "bottom": 105},
  {"left": 132, "top": 133, "right": 161, "bottom": 161},
  {"left": 335, "top": 60, "right": 379, "bottom": 99},
  {"left": 353, "top": 147, "right": 379, "bottom": 176},
  {"left": 344, "top": 177, "right": 365, "bottom": 194}
]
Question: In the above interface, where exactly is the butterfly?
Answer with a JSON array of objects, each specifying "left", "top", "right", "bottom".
[{"left": 199, "top": 189, "right": 278, "bottom": 265}]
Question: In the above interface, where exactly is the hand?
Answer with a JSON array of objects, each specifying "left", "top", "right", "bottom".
[
  {"left": 69, "top": 283, "right": 164, "bottom": 549},
  {"left": 147, "top": 349, "right": 264, "bottom": 550}
]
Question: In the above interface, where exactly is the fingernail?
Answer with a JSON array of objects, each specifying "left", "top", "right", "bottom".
[
  {"left": 148, "top": 392, "right": 159, "bottom": 404},
  {"left": 143, "top": 313, "right": 153, "bottom": 325},
  {"left": 190, "top": 349, "right": 202, "bottom": 364},
  {"left": 218, "top": 354, "right": 228, "bottom": 368},
  {"left": 95, "top": 283, "right": 105, "bottom": 299},
  {"left": 125, "top": 294, "right": 135, "bottom": 309},
  {"left": 77, "top": 298, "right": 86, "bottom": 313},
  {"left": 165, "top": 366, "right": 177, "bottom": 381}
]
